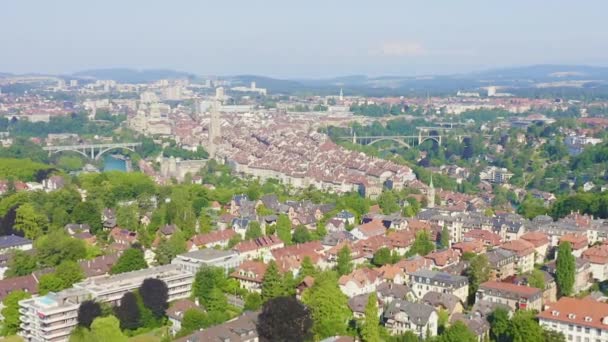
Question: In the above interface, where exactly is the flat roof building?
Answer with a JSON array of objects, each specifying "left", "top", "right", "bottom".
[{"left": 172, "top": 249, "right": 241, "bottom": 273}]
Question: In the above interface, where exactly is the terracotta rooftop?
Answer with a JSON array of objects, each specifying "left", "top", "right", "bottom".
[
  {"left": 559, "top": 233, "right": 588, "bottom": 250},
  {"left": 500, "top": 239, "right": 535, "bottom": 256},
  {"left": 538, "top": 297, "right": 608, "bottom": 331},
  {"left": 479, "top": 281, "right": 542, "bottom": 298},
  {"left": 520, "top": 232, "right": 549, "bottom": 247}
]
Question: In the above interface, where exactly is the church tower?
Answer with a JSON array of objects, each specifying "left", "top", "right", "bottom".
[
  {"left": 427, "top": 175, "right": 435, "bottom": 208},
  {"left": 208, "top": 87, "right": 223, "bottom": 159}
]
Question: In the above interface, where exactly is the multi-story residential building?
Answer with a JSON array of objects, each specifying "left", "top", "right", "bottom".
[
  {"left": 20, "top": 264, "right": 195, "bottom": 342},
  {"left": 476, "top": 281, "right": 543, "bottom": 312},
  {"left": 520, "top": 231, "right": 550, "bottom": 264},
  {"left": 171, "top": 249, "right": 241, "bottom": 274},
  {"left": 544, "top": 258, "right": 593, "bottom": 294},
  {"left": 383, "top": 299, "right": 438, "bottom": 339},
  {"left": 230, "top": 260, "right": 267, "bottom": 293},
  {"left": 410, "top": 270, "right": 469, "bottom": 303},
  {"left": 499, "top": 239, "right": 535, "bottom": 273},
  {"left": 486, "top": 248, "right": 517, "bottom": 280},
  {"left": 582, "top": 244, "right": 608, "bottom": 281},
  {"left": 479, "top": 166, "right": 513, "bottom": 184},
  {"left": 538, "top": 297, "right": 608, "bottom": 342},
  {"left": 233, "top": 235, "right": 284, "bottom": 262},
  {"left": 339, "top": 268, "right": 382, "bottom": 298},
  {"left": 19, "top": 288, "right": 89, "bottom": 342},
  {"left": 73, "top": 264, "right": 194, "bottom": 305}
]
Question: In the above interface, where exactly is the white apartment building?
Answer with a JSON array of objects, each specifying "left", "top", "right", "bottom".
[
  {"left": 171, "top": 249, "right": 242, "bottom": 274},
  {"left": 19, "top": 288, "right": 90, "bottom": 342},
  {"left": 19, "top": 264, "right": 194, "bottom": 342},
  {"left": 538, "top": 297, "right": 608, "bottom": 342}
]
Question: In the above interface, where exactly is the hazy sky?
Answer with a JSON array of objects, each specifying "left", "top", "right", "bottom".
[{"left": 2, "top": 0, "right": 608, "bottom": 78}]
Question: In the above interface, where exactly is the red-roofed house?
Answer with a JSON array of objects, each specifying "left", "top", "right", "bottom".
[
  {"left": 351, "top": 220, "right": 386, "bottom": 240},
  {"left": 424, "top": 249, "right": 460, "bottom": 269},
  {"left": 339, "top": 268, "right": 382, "bottom": 297},
  {"left": 230, "top": 260, "right": 268, "bottom": 293},
  {"left": 500, "top": 239, "right": 535, "bottom": 273},
  {"left": 477, "top": 281, "right": 543, "bottom": 311},
  {"left": 110, "top": 227, "right": 138, "bottom": 246},
  {"left": 463, "top": 229, "right": 501, "bottom": 247},
  {"left": 452, "top": 239, "right": 485, "bottom": 255},
  {"left": 582, "top": 244, "right": 608, "bottom": 281},
  {"left": 233, "top": 235, "right": 284, "bottom": 262},
  {"left": 188, "top": 229, "right": 236, "bottom": 250},
  {"left": 521, "top": 232, "right": 550, "bottom": 263},
  {"left": 538, "top": 297, "right": 608, "bottom": 339},
  {"left": 559, "top": 233, "right": 588, "bottom": 258}
]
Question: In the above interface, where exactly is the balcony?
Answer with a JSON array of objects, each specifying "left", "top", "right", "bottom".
[{"left": 41, "top": 320, "right": 77, "bottom": 332}]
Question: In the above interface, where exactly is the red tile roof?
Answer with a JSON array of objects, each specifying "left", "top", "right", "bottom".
[
  {"left": 538, "top": 297, "right": 608, "bottom": 331},
  {"left": 479, "top": 281, "right": 542, "bottom": 298},
  {"left": 520, "top": 232, "right": 550, "bottom": 247},
  {"left": 500, "top": 239, "right": 535, "bottom": 257},
  {"left": 559, "top": 233, "right": 588, "bottom": 250}
]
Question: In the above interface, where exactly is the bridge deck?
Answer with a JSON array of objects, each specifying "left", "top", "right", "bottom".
[{"left": 43, "top": 142, "right": 142, "bottom": 151}]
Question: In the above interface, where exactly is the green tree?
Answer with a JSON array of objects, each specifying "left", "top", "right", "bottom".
[
  {"left": 116, "top": 204, "right": 140, "bottom": 231},
  {"left": 110, "top": 247, "right": 147, "bottom": 274},
  {"left": 276, "top": 214, "right": 292, "bottom": 245},
  {"left": 5, "top": 249, "right": 37, "bottom": 277},
  {"left": 302, "top": 271, "right": 351, "bottom": 339},
  {"left": 261, "top": 260, "right": 285, "bottom": 301},
  {"left": 198, "top": 211, "right": 213, "bottom": 234},
  {"left": 372, "top": 247, "right": 391, "bottom": 267},
  {"left": 1, "top": 290, "right": 31, "bottom": 336},
  {"left": 180, "top": 308, "right": 207, "bottom": 335},
  {"left": 300, "top": 256, "right": 317, "bottom": 278},
  {"left": 336, "top": 245, "right": 353, "bottom": 276},
  {"left": 36, "top": 231, "right": 87, "bottom": 267},
  {"left": 14, "top": 203, "right": 46, "bottom": 239},
  {"left": 440, "top": 225, "right": 450, "bottom": 249},
  {"left": 360, "top": 292, "right": 380, "bottom": 342},
  {"left": 72, "top": 201, "right": 102, "bottom": 234},
  {"left": 556, "top": 241, "right": 575, "bottom": 296},
  {"left": 293, "top": 225, "right": 312, "bottom": 244},
  {"left": 466, "top": 254, "right": 491, "bottom": 305},
  {"left": 39, "top": 273, "right": 65, "bottom": 294},
  {"left": 439, "top": 320, "right": 477, "bottom": 342},
  {"left": 410, "top": 230, "right": 435, "bottom": 256},
  {"left": 244, "top": 292, "right": 263, "bottom": 311},
  {"left": 542, "top": 328, "right": 566, "bottom": 342},
  {"left": 510, "top": 310, "right": 543, "bottom": 342},
  {"left": 378, "top": 191, "right": 400, "bottom": 214},
  {"left": 192, "top": 266, "right": 227, "bottom": 307},
  {"left": 245, "top": 221, "right": 263, "bottom": 240},
  {"left": 528, "top": 269, "right": 545, "bottom": 289},
  {"left": 488, "top": 308, "right": 511, "bottom": 342},
  {"left": 154, "top": 230, "right": 187, "bottom": 265},
  {"left": 90, "top": 315, "right": 128, "bottom": 342}
]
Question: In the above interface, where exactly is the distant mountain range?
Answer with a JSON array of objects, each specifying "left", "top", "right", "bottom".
[
  {"left": 2, "top": 65, "right": 608, "bottom": 96},
  {"left": 72, "top": 68, "right": 196, "bottom": 83}
]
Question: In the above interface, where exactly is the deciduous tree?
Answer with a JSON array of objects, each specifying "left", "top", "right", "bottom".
[
  {"left": 556, "top": 241, "right": 575, "bottom": 296},
  {"left": 360, "top": 292, "right": 380, "bottom": 342},
  {"left": 110, "top": 247, "right": 147, "bottom": 274},
  {"left": 257, "top": 296, "right": 313, "bottom": 342},
  {"left": 336, "top": 245, "right": 353, "bottom": 276},
  {"left": 139, "top": 278, "right": 169, "bottom": 318},
  {"left": 77, "top": 300, "right": 102, "bottom": 328}
]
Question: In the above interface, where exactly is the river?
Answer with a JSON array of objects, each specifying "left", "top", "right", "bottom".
[{"left": 103, "top": 154, "right": 129, "bottom": 172}]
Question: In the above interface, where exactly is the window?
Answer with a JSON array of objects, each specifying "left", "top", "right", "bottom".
[
  {"left": 577, "top": 326, "right": 582, "bottom": 332},
  {"left": 569, "top": 325, "right": 574, "bottom": 331},
  {"left": 585, "top": 328, "right": 590, "bottom": 334}
]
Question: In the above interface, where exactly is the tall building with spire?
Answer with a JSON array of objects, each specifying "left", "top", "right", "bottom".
[
  {"left": 427, "top": 175, "right": 435, "bottom": 208},
  {"left": 208, "top": 87, "right": 223, "bottom": 158},
  {"left": 339, "top": 88, "right": 344, "bottom": 102}
]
